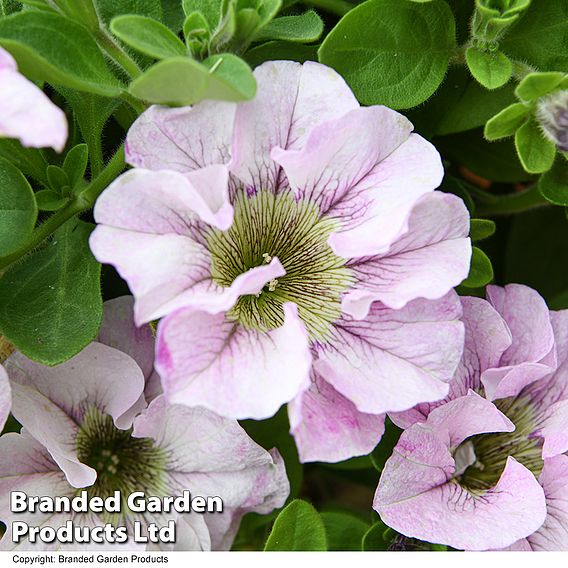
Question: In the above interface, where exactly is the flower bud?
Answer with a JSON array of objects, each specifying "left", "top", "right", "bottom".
[{"left": 537, "top": 89, "right": 568, "bottom": 152}]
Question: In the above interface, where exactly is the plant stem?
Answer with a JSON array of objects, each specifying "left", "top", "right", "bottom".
[
  {"left": 97, "top": 29, "right": 143, "bottom": 80},
  {"left": 303, "top": 0, "right": 353, "bottom": 17},
  {"left": 475, "top": 184, "right": 549, "bottom": 216},
  {"left": 0, "top": 146, "right": 125, "bottom": 272}
]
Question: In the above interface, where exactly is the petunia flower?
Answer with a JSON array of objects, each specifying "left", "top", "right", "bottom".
[
  {"left": 0, "top": 336, "right": 14, "bottom": 431},
  {"left": 0, "top": 297, "right": 288, "bottom": 551},
  {"left": 0, "top": 47, "right": 67, "bottom": 152},
  {"left": 90, "top": 60, "right": 471, "bottom": 463},
  {"left": 374, "top": 284, "right": 568, "bottom": 550}
]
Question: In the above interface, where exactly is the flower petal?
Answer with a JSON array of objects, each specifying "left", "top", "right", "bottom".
[
  {"left": 540, "top": 400, "right": 568, "bottom": 459},
  {"left": 342, "top": 192, "right": 471, "bottom": 318},
  {"left": 391, "top": 296, "right": 512, "bottom": 429},
  {"left": 125, "top": 102, "right": 235, "bottom": 171},
  {"left": 482, "top": 284, "right": 557, "bottom": 400},
  {"left": 288, "top": 369, "right": 385, "bottom": 463},
  {"left": 271, "top": 105, "right": 412, "bottom": 212},
  {"left": 326, "top": 134, "right": 444, "bottom": 258},
  {"left": 230, "top": 60, "right": 359, "bottom": 191},
  {"left": 5, "top": 343, "right": 145, "bottom": 487},
  {"left": 375, "top": 394, "right": 545, "bottom": 551},
  {"left": 0, "top": 48, "right": 67, "bottom": 152},
  {"left": 0, "top": 364, "right": 10, "bottom": 430},
  {"left": 317, "top": 293, "right": 463, "bottom": 415},
  {"left": 156, "top": 303, "right": 312, "bottom": 419}
]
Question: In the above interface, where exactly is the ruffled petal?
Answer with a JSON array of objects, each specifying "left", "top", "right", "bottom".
[
  {"left": 540, "top": 400, "right": 568, "bottom": 458},
  {"left": 391, "top": 296, "right": 512, "bottom": 429},
  {"left": 125, "top": 102, "right": 235, "bottom": 171},
  {"left": 5, "top": 343, "right": 145, "bottom": 487},
  {"left": 271, "top": 105, "right": 411, "bottom": 211},
  {"left": 317, "top": 292, "right": 463, "bottom": 415},
  {"left": 0, "top": 364, "right": 10, "bottom": 430},
  {"left": 326, "top": 134, "right": 444, "bottom": 258},
  {"left": 375, "top": 394, "right": 546, "bottom": 551},
  {"left": 342, "top": 192, "right": 471, "bottom": 318},
  {"left": 483, "top": 284, "right": 557, "bottom": 400},
  {"left": 288, "top": 369, "right": 385, "bottom": 463},
  {"left": 230, "top": 60, "right": 359, "bottom": 191},
  {"left": 156, "top": 303, "right": 312, "bottom": 419}
]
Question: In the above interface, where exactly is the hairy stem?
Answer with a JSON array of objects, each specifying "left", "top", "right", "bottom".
[
  {"left": 303, "top": 0, "right": 353, "bottom": 17},
  {"left": 475, "top": 184, "right": 549, "bottom": 216}
]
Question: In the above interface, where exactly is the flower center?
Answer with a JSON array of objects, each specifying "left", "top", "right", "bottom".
[
  {"left": 76, "top": 407, "right": 166, "bottom": 518},
  {"left": 456, "top": 396, "right": 543, "bottom": 492},
  {"left": 207, "top": 189, "right": 353, "bottom": 341}
]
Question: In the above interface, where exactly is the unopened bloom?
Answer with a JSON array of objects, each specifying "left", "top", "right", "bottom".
[
  {"left": 374, "top": 285, "right": 568, "bottom": 550},
  {"left": 0, "top": 297, "right": 288, "bottom": 551},
  {"left": 0, "top": 47, "right": 67, "bottom": 152},
  {"left": 537, "top": 89, "right": 568, "bottom": 152},
  {"left": 90, "top": 61, "right": 471, "bottom": 463}
]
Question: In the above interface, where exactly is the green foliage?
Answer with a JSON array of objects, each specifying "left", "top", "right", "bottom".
[
  {"left": 264, "top": 500, "right": 327, "bottom": 551},
  {"left": 254, "top": 10, "right": 323, "bottom": 43},
  {"left": 515, "top": 72, "right": 567, "bottom": 102},
  {"left": 318, "top": 0, "right": 456, "bottom": 109},
  {"left": 62, "top": 144, "right": 89, "bottom": 188},
  {"left": 465, "top": 46, "right": 512, "bottom": 90},
  {"left": 111, "top": 14, "right": 187, "bottom": 59},
  {"left": 362, "top": 520, "right": 394, "bottom": 551},
  {"left": 320, "top": 512, "right": 369, "bottom": 551},
  {"left": 484, "top": 102, "right": 529, "bottom": 140},
  {"left": 539, "top": 159, "right": 568, "bottom": 206},
  {"left": 0, "top": 158, "right": 37, "bottom": 256},
  {"left": 130, "top": 53, "right": 256, "bottom": 105},
  {"left": 0, "top": 12, "right": 122, "bottom": 96},
  {"left": 470, "top": 218, "right": 496, "bottom": 241},
  {"left": 461, "top": 246, "right": 494, "bottom": 288},
  {"left": 0, "top": 220, "right": 102, "bottom": 365},
  {"left": 515, "top": 119, "right": 556, "bottom": 174}
]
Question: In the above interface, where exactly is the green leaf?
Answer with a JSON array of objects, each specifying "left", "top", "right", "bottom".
[
  {"left": 96, "top": 0, "right": 163, "bottom": 26},
  {"left": 130, "top": 53, "right": 256, "bottom": 105},
  {"left": 501, "top": 0, "right": 568, "bottom": 71},
  {"left": 255, "top": 10, "right": 323, "bottom": 43},
  {"left": 111, "top": 15, "right": 187, "bottom": 60},
  {"left": 264, "top": 500, "right": 327, "bottom": 551},
  {"left": 35, "top": 189, "right": 68, "bottom": 211},
  {"left": 63, "top": 144, "right": 89, "bottom": 187},
  {"left": 0, "top": 157, "right": 37, "bottom": 257},
  {"left": 470, "top": 218, "right": 496, "bottom": 241},
  {"left": 515, "top": 119, "right": 556, "bottom": 174},
  {"left": 484, "top": 102, "right": 529, "bottom": 140},
  {"left": 182, "top": 0, "right": 222, "bottom": 29},
  {"left": 245, "top": 40, "right": 317, "bottom": 67},
  {"left": 515, "top": 72, "right": 567, "bottom": 102},
  {"left": 56, "top": 0, "right": 99, "bottom": 32},
  {"left": 46, "top": 165, "right": 70, "bottom": 193},
  {"left": 320, "top": 512, "right": 369, "bottom": 551},
  {"left": 465, "top": 46, "right": 512, "bottom": 90},
  {"left": 318, "top": 0, "right": 456, "bottom": 109},
  {"left": 539, "top": 158, "right": 568, "bottom": 206},
  {"left": 0, "top": 219, "right": 102, "bottom": 365},
  {"left": 0, "top": 12, "right": 122, "bottom": 97},
  {"left": 0, "top": 139, "right": 48, "bottom": 185},
  {"left": 362, "top": 520, "right": 393, "bottom": 551},
  {"left": 461, "top": 246, "right": 493, "bottom": 288}
]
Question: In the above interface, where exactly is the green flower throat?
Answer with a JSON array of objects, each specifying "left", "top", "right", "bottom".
[{"left": 207, "top": 190, "right": 353, "bottom": 340}]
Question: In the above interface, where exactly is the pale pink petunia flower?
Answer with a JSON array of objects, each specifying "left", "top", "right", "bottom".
[
  {"left": 0, "top": 47, "right": 67, "bottom": 152},
  {"left": 0, "top": 297, "right": 288, "bottom": 551},
  {"left": 374, "top": 285, "right": 568, "bottom": 550},
  {"left": 90, "top": 61, "right": 471, "bottom": 463},
  {"left": 0, "top": 364, "right": 9, "bottom": 431}
]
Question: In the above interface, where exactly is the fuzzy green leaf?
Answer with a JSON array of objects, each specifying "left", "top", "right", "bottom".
[
  {"left": 0, "top": 12, "right": 121, "bottom": 96},
  {"left": 515, "top": 119, "right": 556, "bottom": 174},
  {"left": 465, "top": 46, "right": 512, "bottom": 90},
  {"left": 320, "top": 512, "right": 369, "bottom": 551},
  {"left": 264, "top": 500, "right": 327, "bottom": 551},
  {"left": 318, "top": 0, "right": 455, "bottom": 109},
  {"left": 461, "top": 246, "right": 493, "bottom": 288},
  {"left": 35, "top": 189, "right": 68, "bottom": 211},
  {"left": 515, "top": 72, "right": 567, "bottom": 102},
  {"left": 484, "top": 102, "right": 529, "bottom": 140},
  {"left": 470, "top": 218, "right": 496, "bottom": 241},
  {"left": 111, "top": 14, "right": 187, "bottom": 59},
  {"left": 0, "top": 157, "right": 37, "bottom": 257},
  {"left": 130, "top": 53, "right": 256, "bottom": 105},
  {"left": 255, "top": 10, "right": 323, "bottom": 43},
  {"left": 63, "top": 144, "right": 89, "bottom": 187},
  {"left": 539, "top": 159, "right": 568, "bottom": 206},
  {"left": 0, "top": 219, "right": 102, "bottom": 365}
]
